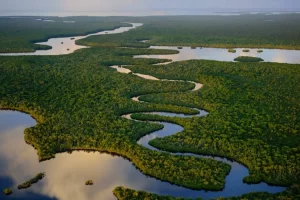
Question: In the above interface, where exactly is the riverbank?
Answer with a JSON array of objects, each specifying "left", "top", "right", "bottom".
[{"left": 0, "top": 17, "right": 299, "bottom": 200}]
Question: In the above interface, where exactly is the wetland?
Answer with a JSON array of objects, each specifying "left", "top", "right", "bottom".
[{"left": 0, "top": 15, "right": 299, "bottom": 200}]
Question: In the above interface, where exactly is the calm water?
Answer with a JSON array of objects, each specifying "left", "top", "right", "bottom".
[
  {"left": 36, "top": 18, "right": 75, "bottom": 23},
  {"left": 110, "top": 65, "right": 203, "bottom": 91},
  {"left": 0, "top": 20, "right": 287, "bottom": 200},
  {"left": 0, "top": 110, "right": 285, "bottom": 200},
  {"left": 136, "top": 108, "right": 209, "bottom": 150},
  {"left": 134, "top": 46, "right": 300, "bottom": 64},
  {"left": 0, "top": 23, "right": 142, "bottom": 56},
  {"left": 0, "top": 65, "right": 286, "bottom": 199},
  {"left": 1, "top": 21, "right": 299, "bottom": 65}
]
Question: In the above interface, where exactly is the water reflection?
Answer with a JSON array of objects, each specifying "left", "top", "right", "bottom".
[
  {"left": 1, "top": 21, "right": 299, "bottom": 65},
  {"left": 0, "top": 111, "right": 177, "bottom": 200},
  {"left": 0, "top": 23, "right": 143, "bottom": 56},
  {"left": 138, "top": 122, "right": 184, "bottom": 150},
  {"left": 110, "top": 65, "right": 159, "bottom": 80},
  {"left": 134, "top": 46, "right": 300, "bottom": 64},
  {"left": 0, "top": 108, "right": 286, "bottom": 200},
  {"left": 110, "top": 65, "right": 203, "bottom": 91}
]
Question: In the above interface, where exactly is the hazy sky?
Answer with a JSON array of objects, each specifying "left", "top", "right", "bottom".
[{"left": 0, "top": 0, "right": 300, "bottom": 13}]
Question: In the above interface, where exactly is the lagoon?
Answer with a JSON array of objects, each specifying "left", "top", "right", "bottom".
[{"left": 135, "top": 46, "right": 300, "bottom": 64}]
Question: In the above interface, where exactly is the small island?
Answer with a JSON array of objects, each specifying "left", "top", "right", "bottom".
[
  {"left": 70, "top": 37, "right": 75, "bottom": 40},
  {"left": 228, "top": 49, "right": 236, "bottom": 53},
  {"left": 3, "top": 188, "right": 13, "bottom": 196},
  {"left": 177, "top": 47, "right": 183, "bottom": 49},
  {"left": 257, "top": 50, "right": 263, "bottom": 53},
  {"left": 85, "top": 180, "right": 94, "bottom": 186},
  {"left": 234, "top": 56, "right": 264, "bottom": 62},
  {"left": 243, "top": 49, "right": 250, "bottom": 52},
  {"left": 18, "top": 172, "right": 45, "bottom": 190}
]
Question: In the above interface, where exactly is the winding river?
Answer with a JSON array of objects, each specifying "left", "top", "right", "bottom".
[{"left": 0, "top": 22, "right": 288, "bottom": 200}]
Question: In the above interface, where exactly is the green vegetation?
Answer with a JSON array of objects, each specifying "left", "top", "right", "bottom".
[
  {"left": 114, "top": 185, "right": 300, "bottom": 200},
  {"left": 257, "top": 49, "right": 263, "bottom": 53},
  {"left": 0, "top": 47, "right": 230, "bottom": 191},
  {"left": 234, "top": 56, "right": 264, "bottom": 62},
  {"left": 1, "top": 15, "right": 300, "bottom": 199},
  {"left": 2, "top": 188, "right": 13, "bottom": 196},
  {"left": 17, "top": 172, "right": 45, "bottom": 189},
  {"left": 77, "top": 14, "right": 300, "bottom": 50},
  {"left": 126, "top": 59, "right": 300, "bottom": 187},
  {"left": 228, "top": 49, "right": 236, "bottom": 53},
  {"left": 85, "top": 180, "right": 94, "bottom": 185},
  {"left": 242, "top": 49, "right": 250, "bottom": 52},
  {"left": 0, "top": 17, "right": 131, "bottom": 53},
  {"left": 177, "top": 47, "right": 183, "bottom": 49},
  {"left": 2, "top": 15, "right": 300, "bottom": 54},
  {"left": 114, "top": 187, "right": 191, "bottom": 200}
]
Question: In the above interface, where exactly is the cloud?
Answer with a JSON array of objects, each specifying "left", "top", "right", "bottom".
[
  {"left": 0, "top": 111, "right": 154, "bottom": 200},
  {"left": 1, "top": 0, "right": 300, "bottom": 12},
  {"left": 60, "top": 0, "right": 147, "bottom": 11}
]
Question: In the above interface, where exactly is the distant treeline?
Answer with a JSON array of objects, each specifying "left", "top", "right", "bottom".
[
  {"left": 78, "top": 14, "right": 300, "bottom": 50},
  {"left": 2, "top": 14, "right": 300, "bottom": 53}
]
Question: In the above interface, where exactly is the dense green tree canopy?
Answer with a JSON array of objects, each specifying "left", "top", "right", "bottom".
[
  {"left": 0, "top": 15, "right": 299, "bottom": 199},
  {"left": 0, "top": 47, "right": 230, "bottom": 191},
  {"left": 127, "top": 60, "right": 300, "bottom": 186}
]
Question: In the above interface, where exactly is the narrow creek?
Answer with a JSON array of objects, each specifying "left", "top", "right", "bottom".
[
  {"left": 0, "top": 22, "right": 287, "bottom": 200},
  {"left": 110, "top": 65, "right": 286, "bottom": 197}
]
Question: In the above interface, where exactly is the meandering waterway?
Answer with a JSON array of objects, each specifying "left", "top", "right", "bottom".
[{"left": 0, "top": 22, "right": 287, "bottom": 200}]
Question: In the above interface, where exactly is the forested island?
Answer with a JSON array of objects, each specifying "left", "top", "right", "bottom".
[
  {"left": 234, "top": 56, "right": 264, "bottom": 62},
  {"left": 3, "top": 188, "right": 13, "bottom": 196},
  {"left": 17, "top": 173, "right": 45, "bottom": 190}
]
